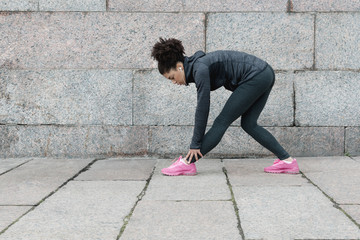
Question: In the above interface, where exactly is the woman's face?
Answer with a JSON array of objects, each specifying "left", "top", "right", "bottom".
[{"left": 163, "top": 63, "right": 186, "bottom": 86}]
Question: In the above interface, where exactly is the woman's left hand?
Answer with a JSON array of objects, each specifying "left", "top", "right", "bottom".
[{"left": 185, "top": 149, "right": 203, "bottom": 164}]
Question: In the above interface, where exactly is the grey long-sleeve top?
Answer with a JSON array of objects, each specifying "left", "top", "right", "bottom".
[{"left": 183, "top": 50, "right": 268, "bottom": 149}]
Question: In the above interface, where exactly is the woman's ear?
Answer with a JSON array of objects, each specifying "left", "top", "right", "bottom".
[{"left": 176, "top": 62, "right": 184, "bottom": 71}]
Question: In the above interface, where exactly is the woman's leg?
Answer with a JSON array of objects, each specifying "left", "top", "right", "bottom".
[
  {"left": 240, "top": 85, "right": 290, "bottom": 160},
  {"left": 189, "top": 65, "right": 286, "bottom": 163}
]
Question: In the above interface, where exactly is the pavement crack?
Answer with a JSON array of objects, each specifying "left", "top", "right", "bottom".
[
  {"left": 0, "top": 159, "right": 33, "bottom": 177},
  {"left": 0, "top": 158, "right": 101, "bottom": 236},
  {"left": 300, "top": 171, "right": 360, "bottom": 229},
  {"left": 222, "top": 166, "right": 245, "bottom": 240},
  {"left": 116, "top": 162, "right": 156, "bottom": 239}
]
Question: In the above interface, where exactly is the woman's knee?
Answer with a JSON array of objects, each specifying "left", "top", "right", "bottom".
[
  {"left": 241, "top": 118, "right": 257, "bottom": 133},
  {"left": 214, "top": 113, "right": 232, "bottom": 127}
]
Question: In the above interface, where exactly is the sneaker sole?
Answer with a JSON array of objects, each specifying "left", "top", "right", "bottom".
[
  {"left": 264, "top": 170, "right": 299, "bottom": 174},
  {"left": 161, "top": 171, "right": 197, "bottom": 176}
]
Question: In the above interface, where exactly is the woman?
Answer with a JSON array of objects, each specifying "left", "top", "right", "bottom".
[{"left": 151, "top": 38, "right": 299, "bottom": 176}]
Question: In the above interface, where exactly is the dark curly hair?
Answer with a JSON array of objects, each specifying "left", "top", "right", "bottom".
[{"left": 151, "top": 37, "right": 185, "bottom": 74}]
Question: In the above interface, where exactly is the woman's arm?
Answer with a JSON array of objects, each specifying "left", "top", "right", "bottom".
[{"left": 187, "top": 63, "right": 211, "bottom": 160}]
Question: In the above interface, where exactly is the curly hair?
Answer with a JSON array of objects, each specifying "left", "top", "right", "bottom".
[{"left": 151, "top": 37, "right": 185, "bottom": 74}]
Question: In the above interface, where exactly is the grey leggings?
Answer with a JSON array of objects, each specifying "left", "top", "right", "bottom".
[{"left": 189, "top": 65, "right": 290, "bottom": 163}]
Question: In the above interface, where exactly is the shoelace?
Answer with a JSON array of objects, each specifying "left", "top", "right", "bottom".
[{"left": 170, "top": 156, "right": 181, "bottom": 166}]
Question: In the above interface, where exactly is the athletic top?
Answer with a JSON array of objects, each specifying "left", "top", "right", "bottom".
[{"left": 184, "top": 50, "right": 268, "bottom": 149}]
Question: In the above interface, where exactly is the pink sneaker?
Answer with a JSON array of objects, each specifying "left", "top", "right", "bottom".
[
  {"left": 273, "top": 159, "right": 281, "bottom": 164},
  {"left": 168, "top": 156, "right": 182, "bottom": 168},
  {"left": 264, "top": 159, "right": 299, "bottom": 174},
  {"left": 161, "top": 157, "right": 197, "bottom": 176}
]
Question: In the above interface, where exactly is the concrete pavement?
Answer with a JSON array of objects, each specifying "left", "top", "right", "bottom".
[{"left": 0, "top": 156, "right": 359, "bottom": 239}]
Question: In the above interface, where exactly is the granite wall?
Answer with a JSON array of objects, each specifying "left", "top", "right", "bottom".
[{"left": 0, "top": 0, "right": 359, "bottom": 158}]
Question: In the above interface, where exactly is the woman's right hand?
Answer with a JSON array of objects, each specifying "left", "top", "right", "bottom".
[{"left": 185, "top": 149, "right": 203, "bottom": 164}]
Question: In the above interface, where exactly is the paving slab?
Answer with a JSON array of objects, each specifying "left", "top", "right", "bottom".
[
  {"left": 0, "top": 181, "right": 145, "bottom": 240},
  {"left": 224, "top": 158, "right": 309, "bottom": 186},
  {"left": 0, "top": 158, "right": 93, "bottom": 205},
  {"left": 0, "top": 206, "right": 32, "bottom": 232},
  {"left": 341, "top": 205, "right": 360, "bottom": 225},
  {"left": 297, "top": 156, "right": 360, "bottom": 173},
  {"left": 233, "top": 186, "right": 360, "bottom": 239},
  {"left": 76, "top": 158, "right": 156, "bottom": 181},
  {"left": 304, "top": 170, "right": 360, "bottom": 204},
  {"left": 120, "top": 200, "right": 241, "bottom": 240},
  {"left": 144, "top": 159, "right": 231, "bottom": 201},
  {"left": 0, "top": 158, "right": 31, "bottom": 175}
]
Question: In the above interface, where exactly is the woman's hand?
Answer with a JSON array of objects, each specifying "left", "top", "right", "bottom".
[{"left": 185, "top": 149, "right": 203, "bottom": 164}]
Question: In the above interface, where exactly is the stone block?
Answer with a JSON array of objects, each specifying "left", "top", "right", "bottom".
[
  {"left": 145, "top": 159, "right": 230, "bottom": 201},
  {"left": 0, "top": 70, "right": 132, "bottom": 125},
  {"left": 0, "top": 158, "right": 31, "bottom": 175},
  {"left": 0, "top": 181, "right": 145, "bottom": 240},
  {"left": 46, "top": 126, "right": 148, "bottom": 157},
  {"left": 0, "top": 125, "right": 50, "bottom": 158},
  {"left": 233, "top": 186, "right": 360, "bottom": 239},
  {"left": 304, "top": 170, "right": 360, "bottom": 204},
  {"left": 316, "top": 13, "right": 360, "bottom": 69},
  {"left": 149, "top": 126, "right": 344, "bottom": 158},
  {"left": 222, "top": 127, "right": 344, "bottom": 157},
  {"left": 76, "top": 158, "right": 156, "bottom": 181},
  {"left": 346, "top": 127, "right": 360, "bottom": 156},
  {"left": 0, "top": 125, "right": 148, "bottom": 158},
  {"left": 133, "top": 70, "right": 196, "bottom": 126},
  {"left": 0, "top": 12, "right": 204, "bottom": 69},
  {"left": 293, "top": 0, "right": 360, "bottom": 12},
  {"left": 184, "top": 0, "right": 287, "bottom": 12},
  {"left": 0, "top": 1, "right": 37, "bottom": 11},
  {"left": 149, "top": 126, "right": 193, "bottom": 157},
  {"left": 223, "top": 158, "right": 309, "bottom": 186},
  {"left": 39, "top": 0, "right": 106, "bottom": 11},
  {"left": 120, "top": 201, "right": 241, "bottom": 240},
  {"left": 341, "top": 205, "right": 360, "bottom": 225},
  {"left": 0, "top": 158, "right": 93, "bottom": 205},
  {"left": 294, "top": 71, "right": 360, "bottom": 126},
  {"left": 273, "top": 127, "right": 345, "bottom": 157},
  {"left": 108, "top": 0, "right": 180, "bottom": 11},
  {"left": 258, "top": 72, "right": 294, "bottom": 126},
  {"left": 0, "top": 206, "right": 32, "bottom": 231},
  {"left": 133, "top": 69, "right": 235, "bottom": 126},
  {"left": 109, "top": 0, "right": 288, "bottom": 12},
  {"left": 148, "top": 126, "right": 268, "bottom": 158},
  {"left": 207, "top": 13, "right": 314, "bottom": 70},
  {"left": 134, "top": 70, "right": 293, "bottom": 127}
]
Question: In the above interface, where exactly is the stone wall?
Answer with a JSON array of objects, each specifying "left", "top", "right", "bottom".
[{"left": 0, "top": 0, "right": 359, "bottom": 158}]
